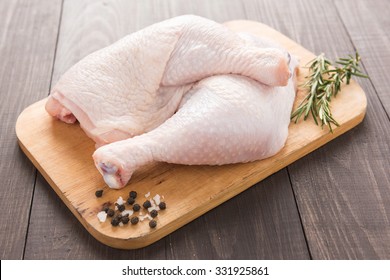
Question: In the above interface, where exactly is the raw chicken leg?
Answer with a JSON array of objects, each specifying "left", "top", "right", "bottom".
[
  {"left": 93, "top": 41, "right": 299, "bottom": 189},
  {"left": 45, "top": 15, "right": 291, "bottom": 146}
]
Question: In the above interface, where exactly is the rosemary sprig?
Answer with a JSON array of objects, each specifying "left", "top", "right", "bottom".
[{"left": 291, "top": 52, "right": 368, "bottom": 132}]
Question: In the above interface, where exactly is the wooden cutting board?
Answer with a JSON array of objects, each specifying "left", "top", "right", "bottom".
[{"left": 15, "top": 20, "right": 367, "bottom": 249}]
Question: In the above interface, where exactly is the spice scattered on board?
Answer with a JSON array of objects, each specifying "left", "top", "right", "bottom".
[
  {"left": 95, "top": 189, "right": 103, "bottom": 197},
  {"left": 149, "top": 220, "right": 157, "bottom": 228},
  {"left": 133, "top": 204, "right": 141, "bottom": 212},
  {"left": 131, "top": 216, "right": 139, "bottom": 225},
  {"left": 143, "top": 200, "right": 152, "bottom": 209},
  {"left": 96, "top": 190, "right": 166, "bottom": 230}
]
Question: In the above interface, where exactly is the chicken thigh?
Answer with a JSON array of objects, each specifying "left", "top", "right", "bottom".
[
  {"left": 45, "top": 15, "right": 291, "bottom": 147},
  {"left": 93, "top": 35, "right": 299, "bottom": 189}
]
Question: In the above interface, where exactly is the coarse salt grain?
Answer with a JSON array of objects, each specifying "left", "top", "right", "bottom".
[
  {"left": 122, "top": 210, "right": 133, "bottom": 216},
  {"left": 139, "top": 214, "right": 152, "bottom": 221},
  {"left": 145, "top": 192, "right": 150, "bottom": 198},
  {"left": 119, "top": 222, "right": 124, "bottom": 227},
  {"left": 97, "top": 211, "right": 107, "bottom": 223},
  {"left": 116, "top": 196, "right": 124, "bottom": 205},
  {"left": 153, "top": 194, "right": 161, "bottom": 205},
  {"left": 148, "top": 206, "right": 156, "bottom": 212}
]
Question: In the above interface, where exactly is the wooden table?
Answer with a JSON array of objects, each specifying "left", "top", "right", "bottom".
[{"left": 1, "top": 0, "right": 389, "bottom": 260}]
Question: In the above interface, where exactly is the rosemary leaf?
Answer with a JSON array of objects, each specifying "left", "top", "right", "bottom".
[{"left": 290, "top": 51, "right": 368, "bottom": 132}]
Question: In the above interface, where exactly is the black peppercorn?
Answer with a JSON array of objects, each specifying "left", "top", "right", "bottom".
[
  {"left": 127, "top": 197, "right": 135, "bottom": 205},
  {"left": 143, "top": 200, "right": 152, "bottom": 209},
  {"left": 159, "top": 202, "right": 166, "bottom": 210},
  {"left": 117, "top": 204, "right": 125, "bottom": 212},
  {"left": 102, "top": 206, "right": 109, "bottom": 213},
  {"left": 150, "top": 209, "right": 158, "bottom": 218},
  {"left": 95, "top": 189, "right": 103, "bottom": 197},
  {"left": 121, "top": 216, "right": 130, "bottom": 224},
  {"left": 133, "top": 204, "right": 141, "bottom": 212},
  {"left": 107, "top": 208, "right": 115, "bottom": 217},
  {"left": 130, "top": 216, "right": 139, "bottom": 225},
  {"left": 129, "top": 191, "right": 137, "bottom": 199},
  {"left": 149, "top": 220, "right": 157, "bottom": 228},
  {"left": 111, "top": 218, "right": 120, "bottom": 226}
]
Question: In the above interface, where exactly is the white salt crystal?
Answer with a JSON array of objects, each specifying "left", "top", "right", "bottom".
[
  {"left": 153, "top": 194, "right": 161, "bottom": 205},
  {"left": 139, "top": 214, "right": 152, "bottom": 221},
  {"left": 97, "top": 211, "right": 107, "bottom": 223},
  {"left": 122, "top": 210, "right": 133, "bottom": 216},
  {"left": 145, "top": 192, "right": 150, "bottom": 198},
  {"left": 116, "top": 196, "right": 124, "bottom": 205}
]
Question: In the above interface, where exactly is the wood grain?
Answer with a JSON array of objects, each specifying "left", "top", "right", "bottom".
[
  {"left": 22, "top": 0, "right": 309, "bottom": 259},
  {"left": 335, "top": 0, "right": 390, "bottom": 116},
  {"left": 0, "top": 0, "right": 62, "bottom": 259},
  {"left": 167, "top": 169, "right": 310, "bottom": 259},
  {"left": 253, "top": 0, "right": 390, "bottom": 259},
  {"left": 4, "top": 0, "right": 388, "bottom": 259},
  {"left": 17, "top": 20, "right": 367, "bottom": 249}
]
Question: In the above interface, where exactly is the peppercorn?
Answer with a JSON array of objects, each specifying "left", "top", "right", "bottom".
[
  {"left": 149, "top": 220, "right": 157, "bottom": 228},
  {"left": 150, "top": 209, "right": 158, "bottom": 218},
  {"left": 102, "top": 206, "right": 109, "bottom": 213},
  {"left": 111, "top": 217, "right": 120, "bottom": 226},
  {"left": 129, "top": 191, "right": 137, "bottom": 199},
  {"left": 143, "top": 200, "right": 152, "bottom": 209},
  {"left": 95, "top": 189, "right": 103, "bottom": 197},
  {"left": 115, "top": 214, "right": 123, "bottom": 220},
  {"left": 127, "top": 197, "right": 135, "bottom": 205},
  {"left": 133, "top": 204, "right": 141, "bottom": 212},
  {"left": 117, "top": 204, "right": 125, "bottom": 212},
  {"left": 159, "top": 202, "right": 166, "bottom": 210},
  {"left": 121, "top": 216, "right": 130, "bottom": 224},
  {"left": 107, "top": 208, "right": 115, "bottom": 217},
  {"left": 130, "top": 216, "right": 139, "bottom": 225}
]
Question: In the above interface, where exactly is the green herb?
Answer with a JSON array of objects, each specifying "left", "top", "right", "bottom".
[{"left": 290, "top": 52, "right": 368, "bottom": 132}]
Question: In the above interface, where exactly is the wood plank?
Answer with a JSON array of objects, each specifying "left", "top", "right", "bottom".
[
  {"left": 23, "top": 0, "right": 310, "bottom": 259},
  {"left": 18, "top": 18, "right": 367, "bottom": 249},
  {"left": 167, "top": 169, "right": 310, "bottom": 259},
  {"left": 159, "top": 0, "right": 309, "bottom": 260},
  {"left": 335, "top": 0, "right": 390, "bottom": 116},
  {"left": 242, "top": 0, "right": 390, "bottom": 259},
  {"left": 0, "top": 0, "right": 62, "bottom": 259},
  {"left": 23, "top": 0, "right": 168, "bottom": 260}
]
